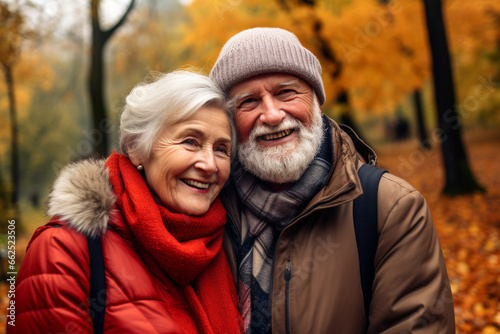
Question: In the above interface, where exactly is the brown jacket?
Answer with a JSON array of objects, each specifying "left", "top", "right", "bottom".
[{"left": 222, "top": 118, "right": 455, "bottom": 333}]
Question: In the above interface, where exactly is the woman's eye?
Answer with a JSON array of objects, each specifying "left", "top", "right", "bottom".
[
  {"left": 182, "top": 139, "right": 198, "bottom": 146},
  {"left": 215, "top": 145, "right": 230, "bottom": 156}
]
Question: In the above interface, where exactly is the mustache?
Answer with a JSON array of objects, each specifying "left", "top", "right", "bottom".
[{"left": 248, "top": 117, "right": 302, "bottom": 139}]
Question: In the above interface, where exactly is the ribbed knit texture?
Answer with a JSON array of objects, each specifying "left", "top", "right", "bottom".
[
  {"left": 210, "top": 27, "right": 325, "bottom": 105},
  {"left": 106, "top": 152, "right": 242, "bottom": 334}
]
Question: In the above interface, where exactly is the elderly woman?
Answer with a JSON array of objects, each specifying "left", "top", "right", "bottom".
[{"left": 11, "top": 71, "right": 242, "bottom": 334}]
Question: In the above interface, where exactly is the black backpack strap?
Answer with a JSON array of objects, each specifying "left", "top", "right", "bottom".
[
  {"left": 353, "top": 164, "right": 387, "bottom": 327},
  {"left": 87, "top": 235, "right": 106, "bottom": 334}
]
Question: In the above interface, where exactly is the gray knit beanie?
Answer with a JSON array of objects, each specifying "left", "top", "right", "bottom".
[{"left": 210, "top": 27, "right": 326, "bottom": 105}]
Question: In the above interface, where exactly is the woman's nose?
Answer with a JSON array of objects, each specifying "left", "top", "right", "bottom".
[{"left": 194, "top": 149, "right": 218, "bottom": 174}]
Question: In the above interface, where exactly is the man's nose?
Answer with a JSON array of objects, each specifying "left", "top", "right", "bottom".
[{"left": 259, "top": 96, "right": 285, "bottom": 126}]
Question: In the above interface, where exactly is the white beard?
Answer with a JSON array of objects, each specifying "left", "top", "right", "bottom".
[{"left": 237, "top": 103, "right": 324, "bottom": 184}]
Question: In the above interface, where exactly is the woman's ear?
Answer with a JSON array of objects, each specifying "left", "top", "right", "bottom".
[{"left": 128, "top": 151, "right": 142, "bottom": 167}]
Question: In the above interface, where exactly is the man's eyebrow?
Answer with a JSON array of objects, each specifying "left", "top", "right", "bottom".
[{"left": 232, "top": 92, "right": 254, "bottom": 103}]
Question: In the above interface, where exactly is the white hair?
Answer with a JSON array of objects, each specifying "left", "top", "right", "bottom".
[{"left": 119, "top": 70, "right": 236, "bottom": 162}]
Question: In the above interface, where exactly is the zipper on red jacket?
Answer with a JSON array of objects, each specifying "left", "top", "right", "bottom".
[{"left": 284, "top": 258, "right": 292, "bottom": 334}]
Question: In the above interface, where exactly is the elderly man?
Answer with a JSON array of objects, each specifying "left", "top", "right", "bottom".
[{"left": 210, "top": 27, "right": 455, "bottom": 334}]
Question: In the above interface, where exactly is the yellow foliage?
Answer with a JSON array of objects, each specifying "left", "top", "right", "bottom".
[
  {"left": 321, "top": 0, "right": 431, "bottom": 112},
  {"left": 0, "top": 50, "right": 55, "bottom": 126},
  {"left": 0, "top": 48, "right": 55, "bottom": 166},
  {"left": 446, "top": 0, "right": 500, "bottom": 67},
  {"left": 14, "top": 87, "right": 32, "bottom": 120},
  {"left": 14, "top": 52, "right": 55, "bottom": 91},
  {"left": 181, "top": 0, "right": 499, "bottom": 118},
  {"left": 0, "top": 3, "right": 24, "bottom": 68},
  {"left": 182, "top": 0, "right": 431, "bottom": 113},
  {"left": 181, "top": 0, "right": 294, "bottom": 71}
]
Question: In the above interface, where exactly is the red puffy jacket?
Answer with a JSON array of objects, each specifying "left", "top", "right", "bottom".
[{"left": 9, "top": 159, "right": 204, "bottom": 333}]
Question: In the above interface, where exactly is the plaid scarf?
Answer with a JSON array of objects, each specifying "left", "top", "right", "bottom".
[{"left": 233, "top": 117, "right": 333, "bottom": 333}]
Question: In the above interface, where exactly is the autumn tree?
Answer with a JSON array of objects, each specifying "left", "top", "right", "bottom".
[
  {"left": 89, "top": 0, "right": 136, "bottom": 156},
  {"left": 0, "top": 2, "right": 31, "bottom": 220},
  {"left": 277, "top": 0, "right": 371, "bottom": 138},
  {"left": 108, "top": 0, "right": 186, "bottom": 97},
  {"left": 422, "top": 0, "right": 484, "bottom": 195},
  {"left": 182, "top": 0, "right": 433, "bottom": 136},
  {"left": 0, "top": 155, "right": 10, "bottom": 226},
  {"left": 412, "top": 90, "right": 431, "bottom": 149},
  {"left": 445, "top": 0, "right": 500, "bottom": 127}
]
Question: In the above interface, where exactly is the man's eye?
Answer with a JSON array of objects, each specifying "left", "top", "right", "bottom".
[
  {"left": 238, "top": 98, "right": 258, "bottom": 108},
  {"left": 277, "top": 89, "right": 296, "bottom": 96}
]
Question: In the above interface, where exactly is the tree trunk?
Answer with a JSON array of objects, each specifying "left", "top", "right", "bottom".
[
  {"left": 88, "top": 0, "right": 136, "bottom": 156},
  {"left": 412, "top": 90, "right": 431, "bottom": 149},
  {"left": 89, "top": 25, "right": 108, "bottom": 156},
  {"left": 422, "top": 0, "right": 484, "bottom": 195},
  {"left": 3, "top": 64, "right": 21, "bottom": 220}
]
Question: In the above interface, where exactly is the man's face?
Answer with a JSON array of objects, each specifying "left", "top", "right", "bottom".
[{"left": 230, "top": 73, "right": 324, "bottom": 184}]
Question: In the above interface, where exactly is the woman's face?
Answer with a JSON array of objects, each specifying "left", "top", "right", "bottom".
[{"left": 141, "top": 107, "right": 232, "bottom": 216}]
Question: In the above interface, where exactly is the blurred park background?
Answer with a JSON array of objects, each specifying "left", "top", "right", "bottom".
[{"left": 0, "top": 0, "right": 499, "bottom": 332}]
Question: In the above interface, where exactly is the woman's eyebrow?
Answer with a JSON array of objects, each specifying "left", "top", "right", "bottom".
[
  {"left": 183, "top": 128, "right": 231, "bottom": 143},
  {"left": 183, "top": 128, "right": 204, "bottom": 136}
]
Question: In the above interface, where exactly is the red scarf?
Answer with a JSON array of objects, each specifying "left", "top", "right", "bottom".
[{"left": 106, "top": 152, "right": 242, "bottom": 334}]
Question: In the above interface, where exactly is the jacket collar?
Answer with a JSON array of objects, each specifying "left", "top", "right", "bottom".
[
  {"left": 47, "top": 157, "right": 116, "bottom": 238},
  {"left": 302, "top": 119, "right": 377, "bottom": 211}
]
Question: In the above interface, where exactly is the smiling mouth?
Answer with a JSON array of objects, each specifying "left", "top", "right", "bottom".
[
  {"left": 258, "top": 129, "right": 294, "bottom": 141},
  {"left": 182, "top": 179, "right": 210, "bottom": 189}
]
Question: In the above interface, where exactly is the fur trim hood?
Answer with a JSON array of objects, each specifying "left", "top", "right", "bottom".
[{"left": 47, "top": 157, "right": 116, "bottom": 238}]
